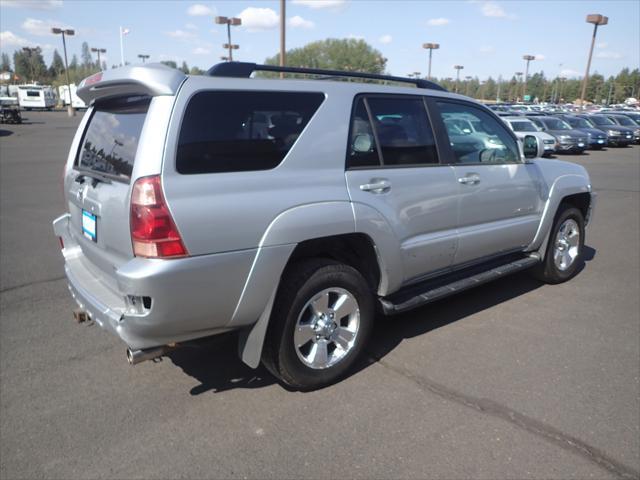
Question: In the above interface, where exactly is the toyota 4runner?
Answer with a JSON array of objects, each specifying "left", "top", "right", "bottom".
[{"left": 53, "top": 62, "right": 596, "bottom": 390}]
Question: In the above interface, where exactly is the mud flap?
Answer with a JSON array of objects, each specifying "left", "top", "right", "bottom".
[{"left": 237, "top": 287, "right": 278, "bottom": 369}]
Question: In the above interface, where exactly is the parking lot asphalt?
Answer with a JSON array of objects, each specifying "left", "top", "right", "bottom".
[{"left": 1, "top": 111, "right": 639, "bottom": 479}]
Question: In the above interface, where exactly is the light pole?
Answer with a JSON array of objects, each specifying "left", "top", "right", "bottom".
[
  {"left": 138, "top": 54, "right": 150, "bottom": 63},
  {"left": 280, "top": 0, "right": 285, "bottom": 78},
  {"left": 522, "top": 55, "right": 535, "bottom": 101},
  {"left": 51, "top": 27, "right": 75, "bottom": 116},
  {"left": 422, "top": 43, "right": 439, "bottom": 80},
  {"left": 21, "top": 47, "right": 38, "bottom": 82},
  {"left": 454, "top": 65, "right": 464, "bottom": 93},
  {"left": 515, "top": 72, "right": 523, "bottom": 101},
  {"left": 465, "top": 75, "right": 472, "bottom": 96},
  {"left": 580, "top": 14, "right": 608, "bottom": 106},
  {"left": 91, "top": 47, "right": 106, "bottom": 69},
  {"left": 215, "top": 16, "right": 241, "bottom": 61},
  {"left": 559, "top": 77, "right": 566, "bottom": 103}
]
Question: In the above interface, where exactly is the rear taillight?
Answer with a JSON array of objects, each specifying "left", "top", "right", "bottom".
[{"left": 130, "top": 176, "right": 188, "bottom": 258}]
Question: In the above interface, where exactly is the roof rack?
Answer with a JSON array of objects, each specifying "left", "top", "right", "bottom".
[{"left": 206, "top": 62, "right": 447, "bottom": 92}]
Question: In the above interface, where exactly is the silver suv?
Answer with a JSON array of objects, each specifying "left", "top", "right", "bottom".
[{"left": 53, "top": 62, "right": 595, "bottom": 390}]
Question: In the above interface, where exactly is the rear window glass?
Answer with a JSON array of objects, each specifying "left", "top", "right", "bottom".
[
  {"left": 26, "top": 91, "right": 40, "bottom": 97},
  {"left": 176, "top": 91, "right": 325, "bottom": 174},
  {"left": 77, "top": 96, "right": 150, "bottom": 180}
]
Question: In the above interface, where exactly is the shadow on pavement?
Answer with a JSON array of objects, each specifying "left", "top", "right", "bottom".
[
  {"left": 0, "top": 129, "right": 14, "bottom": 137},
  {"left": 167, "top": 331, "right": 276, "bottom": 395},
  {"left": 168, "top": 246, "right": 596, "bottom": 393}
]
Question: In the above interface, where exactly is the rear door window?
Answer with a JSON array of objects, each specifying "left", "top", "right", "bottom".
[
  {"left": 76, "top": 96, "right": 150, "bottom": 181},
  {"left": 176, "top": 91, "right": 325, "bottom": 174},
  {"left": 368, "top": 96, "right": 439, "bottom": 166}
]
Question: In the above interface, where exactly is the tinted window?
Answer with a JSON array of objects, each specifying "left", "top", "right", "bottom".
[
  {"left": 543, "top": 118, "right": 571, "bottom": 130},
  {"left": 613, "top": 116, "right": 636, "bottom": 126},
  {"left": 77, "top": 96, "right": 150, "bottom": 180},
  {"left": 366, "top": 96, "right": 438, "bottom": 166},
  {"left": 27, "top": 91, "right": 40, "bottom": 97},
  {"left": 436, "top": 101, "right": 519, "bottom": 164},
  {"left": 347, "top": 97, "right": 381, "bottom": 168},
  {"left": 589, "top": 115, "right": 615, "bottom": 126},
  {"left": 510, "top": 120, "right": 538, "bottom": 132},
  {"left": 567, "top": 117, "right": 592, "bottom": 128},
  {"left": 177, "top": 91, "right": 324, "bottom": 174}
]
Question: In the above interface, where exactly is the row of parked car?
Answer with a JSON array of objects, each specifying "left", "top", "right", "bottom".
[{"left": 488, "top": 105, "right": 640, "bottom": 155}]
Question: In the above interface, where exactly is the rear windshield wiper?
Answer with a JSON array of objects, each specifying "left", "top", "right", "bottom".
[{"left": 74, "top": 171, "right": 113, "bottom": 187}]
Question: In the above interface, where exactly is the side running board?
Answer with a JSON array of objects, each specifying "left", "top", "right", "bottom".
[{"left": 380, "top": 255, "right": 541, "bottom": 315}]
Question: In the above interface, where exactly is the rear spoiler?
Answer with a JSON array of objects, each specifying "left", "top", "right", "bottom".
[{"left": 77, "top": 63, "right": 187, "bottom": 105}]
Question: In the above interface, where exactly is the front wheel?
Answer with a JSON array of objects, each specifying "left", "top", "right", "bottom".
[
  {"left": 532, "top": 205, "right": 585, "bottom": 284},
  {"left": 262, "top": 259, "right": 375, "bottom": 390}
]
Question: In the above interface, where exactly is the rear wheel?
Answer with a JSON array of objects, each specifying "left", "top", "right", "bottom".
[
  {"left": 262, "top": 259, "right": 374, "bottom": 390},
  {"left": 532, "top": 205, "right": 585, "bottom": 284}
]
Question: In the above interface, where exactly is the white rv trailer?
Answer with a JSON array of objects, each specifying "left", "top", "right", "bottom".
[
  {"left": 17, "top": 85, "right": 56, "bottom": 110},
  {"left": 58, "top": 84, "right": 87, "bottom": 109}
]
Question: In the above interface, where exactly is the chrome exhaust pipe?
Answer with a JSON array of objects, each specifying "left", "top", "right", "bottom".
[{"left": 126, "top": 346, "right": 172, "bottom": 365}]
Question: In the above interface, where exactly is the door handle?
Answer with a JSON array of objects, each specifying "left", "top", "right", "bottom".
[
  {"left": 360, "top": 179, "right": 391, "bottom": 193},
  {"left": 458, "top": 174, "right": 481, "bottom": 185}
]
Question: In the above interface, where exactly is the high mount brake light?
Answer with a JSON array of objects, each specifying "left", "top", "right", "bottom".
[{"left": 130, "top": 176, "right": 188, "bottom": 258}]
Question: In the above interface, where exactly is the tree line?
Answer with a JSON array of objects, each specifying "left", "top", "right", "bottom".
[
  {"left": 3, "top": 38, "right": 638, "bottom": 104},
  {"left": 1, "top": 43, "right": 203, "bottom": 87}
]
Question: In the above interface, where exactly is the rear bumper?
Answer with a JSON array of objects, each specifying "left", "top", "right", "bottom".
[{"left": 53, "top": 213, "right": 256, "bottom": 349}]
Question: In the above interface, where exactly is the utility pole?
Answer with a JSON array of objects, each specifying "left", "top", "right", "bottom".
[
  {"left": 580, "top": 14, "right": 608, "bottom": 106},
  {"left": 51, "top": 27, "right": 75, "bottom": 116}
]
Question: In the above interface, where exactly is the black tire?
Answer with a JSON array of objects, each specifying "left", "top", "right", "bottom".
[
  {"left": 262, "top": 258, "right": 375, "bottom": 390},
  {"left": 531, "top": 205, "right": 585, "bottom": 284}
]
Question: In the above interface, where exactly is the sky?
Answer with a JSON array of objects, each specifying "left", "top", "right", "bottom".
[{"left": 1, "top": 0, "right": 638, "bottom": 80}]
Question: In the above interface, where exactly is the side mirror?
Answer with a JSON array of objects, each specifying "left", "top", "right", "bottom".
[
  {"left": 353, "top": 134, "right": 373, "bottom": 153},
  {"left": 523, "top": 135, "right": 539, "bottom": 159}
]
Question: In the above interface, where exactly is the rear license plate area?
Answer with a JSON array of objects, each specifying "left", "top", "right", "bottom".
[{"left": 82, "top": 210, "right": 97, "bottom": 242}]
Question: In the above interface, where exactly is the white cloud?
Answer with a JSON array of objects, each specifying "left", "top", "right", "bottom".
[
  {"left": 560, "top": 69, "right": 581, "bottom": 78},
  {"left": 185, "top": 23, "right": 198, "bottom": 30},
  {"left": 535, "top": 53, "right": 545, "bottom": 60},
  {"left": 292, "top": 0, "right": 346, "bottom": 10},
  {"left": 596, "top": 42, "right": 608, "bottom": 49},
  {"left": 0, "top": 31, "right": 52, "bottom": 50},
  {"left": 289, "top": 15, "right": 314, "bottom": 29},
  {"left": 427, "top": 18, "right": 450, "bottom": 26},
  {"left": 3, "top": 0, "right": 62, "bottom": 10},
  {"left": 22, "top": 18, "right": 73, "bottom": 36},
  {"left": 192, "top": 47, "right": 211, "bottom": 55},
  {"left": 187, "top": 4, "right": 214, "bottom": 16},
  {"left": 238, "top": 7, "right": 279, "bottom": 31},
  {"left": 596, "top": 51, "right": 623, "bottom": 59},
  {"left": 0, "top": 31, "right": 32, "bottom": 47},
  {"left": 378, "top": 34, "right": 392, "bottom": 44},
  {"left": 479, "top": 45, "right": 494, "bottom": 54},
  {"left": 165, "top": 29, "right": 195, "bottom": 39},
  {"left": 480, "top": 1, "right": 515, "bottom": 19}
]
